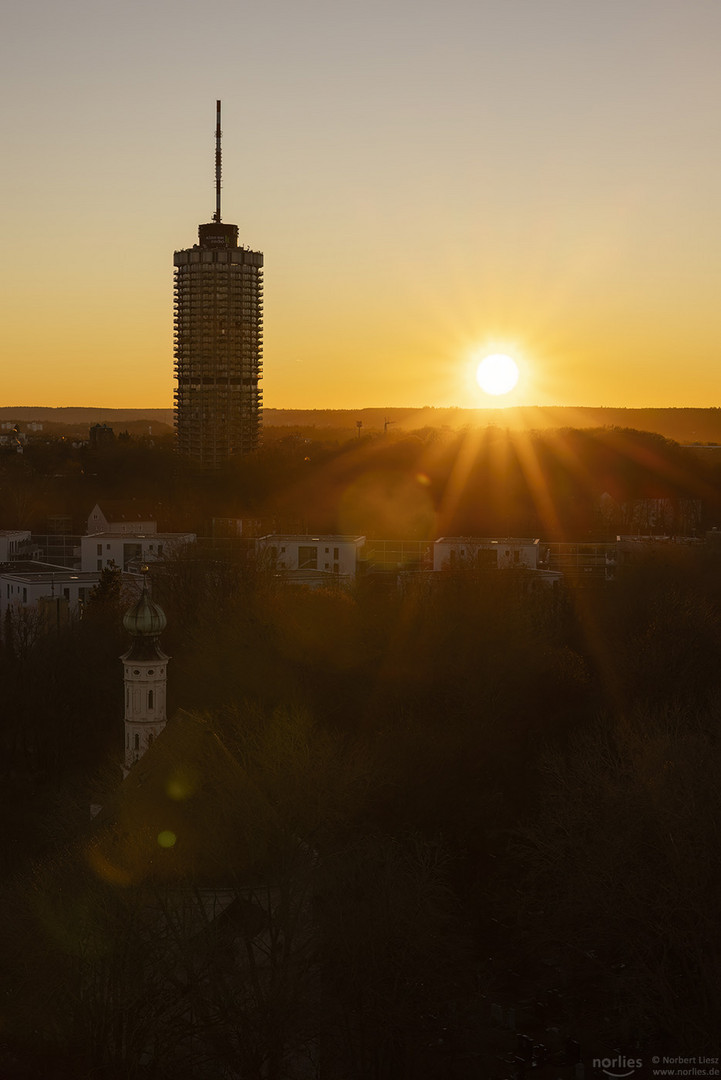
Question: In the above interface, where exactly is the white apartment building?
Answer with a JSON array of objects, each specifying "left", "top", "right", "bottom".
[
  {"left": 81, "top": 533, "right": 196, "bottom": 573},
  {"left": 86, "top": 502, "right": 158, "bottom": 535},
  {"left": 0, "top": 568, "right": 102, "bottom": 621},
  {"left": 0, "top": 531, "right": 34, "bottom": 562},
  {"left": 433, "top": 537, "right": 540, "bottom": 572},
  {"left": 257, "top": 535, "right": 365, "bottom": 584}
]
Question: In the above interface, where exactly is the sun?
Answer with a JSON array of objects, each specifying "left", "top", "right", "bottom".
[{"left": 475, "top": 353, "right": 519, "bottom": 396}]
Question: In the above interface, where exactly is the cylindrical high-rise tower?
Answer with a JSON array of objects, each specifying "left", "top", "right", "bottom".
[{"left": 173, "top": 101, "right": 263, "bottom": 467}]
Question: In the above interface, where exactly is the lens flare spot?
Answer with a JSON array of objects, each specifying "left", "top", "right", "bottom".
[
  {"left": 338, "top": 470, "right": 436, "bottom": 538},
  {"left": 166, "top": 768, "right": 198, "bottom": 801},
  {"left": 158, "top": 830, "right": 177, "bottom": 848}
]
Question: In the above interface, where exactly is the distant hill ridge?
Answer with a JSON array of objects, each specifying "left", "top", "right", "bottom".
[
  {"left": 0, "top": 407, "right": 175, "bottom": 424},
  {"left": 263, "top": 406, "right": 721, "bottom": 444},
  {"left": 1, "top": 406, "right": 721, "bottom": 443}
]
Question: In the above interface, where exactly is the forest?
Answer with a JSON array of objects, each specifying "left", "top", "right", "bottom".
[
  {"left": 0, "top": 427, "right": 720, "bottom": 1077},
  {"left": 2, "top": 421, "right": 721, "bottom": 540}
]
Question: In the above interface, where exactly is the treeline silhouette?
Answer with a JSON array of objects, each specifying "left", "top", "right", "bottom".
[
  {"left": 5, "top": 404, "right": 721, "bottom": 444},
  {"left": 2, "top": 424, "right": 721, "bottom": 539}
]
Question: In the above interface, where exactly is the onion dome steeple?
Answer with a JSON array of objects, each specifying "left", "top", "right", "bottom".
[{"left": 123, "top": 576, "right": 167, "bottom": 638}]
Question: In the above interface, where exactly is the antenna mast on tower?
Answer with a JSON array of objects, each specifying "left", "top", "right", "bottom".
[{"left": 214, "top": 99, "right": 222, "bottom": 223}]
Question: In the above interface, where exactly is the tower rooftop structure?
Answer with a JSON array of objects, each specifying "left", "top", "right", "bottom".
[
  {"left": 173, "top": 101, "right": 264, "bottom": 467},
  {"left": 123, "top": 582, "right": 167, "bottom": 645}
]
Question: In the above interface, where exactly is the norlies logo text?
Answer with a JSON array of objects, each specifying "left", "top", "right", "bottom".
[{"left": 592, "top": 1056, "right": 643, "bottom": 1078}]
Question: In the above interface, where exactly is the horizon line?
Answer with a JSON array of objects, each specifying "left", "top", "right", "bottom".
[{"left": 2, "top": 403, "right": 721, "bottom": 413}]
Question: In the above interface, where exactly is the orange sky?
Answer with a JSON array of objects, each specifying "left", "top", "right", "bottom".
[{"left": 2, "top": 1, "right": 720, "bottom": 410}]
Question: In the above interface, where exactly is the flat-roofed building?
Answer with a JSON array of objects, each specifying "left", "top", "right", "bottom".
[
  {"left": 544, "top": 541, "right": 617, "bottom": 584},
  {"left": 258, "top": 534, "right": 365, "bottom": 584},
  {"left": 81, "top": 533, "right": 196, "bottom": 573},
  {"left": 0, "top": 566, "right": 102, "bottom": 621},
  {"left": 433, "top": 537, "right": 540, "bottom": 572},
  {"left": 0, "top": 530, "right": 34, "bottom": 562}
]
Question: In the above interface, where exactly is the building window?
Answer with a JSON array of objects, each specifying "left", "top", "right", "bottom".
[
  {"left": 298, "top": 546, "right": 318, "bottom": 570},
  {"left": 22, "top": 588, "right": 26, "bottom": 603},
  {"left": 334, "top": 548, "right": 339, "bottom": 559},
  {"left": 123, "top": 543, "right": 142, "bottom": 568},
  {"left": 97, "top": 560, "right": 102, "bottom": 571},
  {"left": 97, "top": 544, "right": 102, "bottom": 556},
  {"left": 148, "top": 690, "right": 154, "bottom": 710},
  {"left": 134, "top": 733, "right": 140, "bottom": 750}
]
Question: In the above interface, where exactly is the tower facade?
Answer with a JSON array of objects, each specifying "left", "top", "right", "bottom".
[
  {"left": 121, "top": 577, "right": 170, "bottom": 770},
  {"left": 173, "top": 101, "right": 263, "bottom": 467}
]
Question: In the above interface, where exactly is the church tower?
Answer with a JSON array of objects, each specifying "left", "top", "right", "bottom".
[{"left": 121, "top": 571, "right": 170, "bottom": 770}]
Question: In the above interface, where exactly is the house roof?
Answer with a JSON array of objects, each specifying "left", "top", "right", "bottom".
[
  {"left": 86, "top": 710, "right": 281, "bottom": 888},
  {"left": 1, "top": 570, "right": 100, "bottom": 586},
  {"left": 0, "top": 561, "right": 79, "bottom": 577},
  {"left": 259, "top": 534, "right": 365, "bottom": 544},
  {"left": 88, "top": 500, "right": 157, "bottom": 523},
  {"left": 435, "top": 536, "right": 540, "bottom": 545}
]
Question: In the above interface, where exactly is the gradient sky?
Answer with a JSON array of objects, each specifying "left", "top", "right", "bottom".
[{"left": 2, "top": 0, "right": 720, "bottom": 410}]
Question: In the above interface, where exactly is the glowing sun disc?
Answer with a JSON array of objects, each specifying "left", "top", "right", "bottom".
[{"left": 476, "top": 353, "right": 519, "bottom": 396}]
